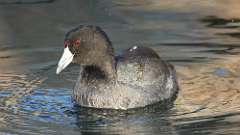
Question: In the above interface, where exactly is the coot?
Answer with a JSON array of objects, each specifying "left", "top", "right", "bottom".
[{"left": 56, "top": 25, "right": 179, "bottom": 110}]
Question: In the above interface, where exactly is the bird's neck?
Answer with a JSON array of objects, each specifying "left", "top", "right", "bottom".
[
  {"left": 82, "top": 35, "right": 116, "bottom": 81},
  {"left": 82, "top": 55, "right": 116, "bottom": 81},
  {"left": 96, "top": 55, "right": 116, "bottom": 80}
]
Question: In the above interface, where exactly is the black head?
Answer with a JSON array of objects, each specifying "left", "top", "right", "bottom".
[
  {"left": 56, "top": 25, "right": 114, "bottom": 74},
  {"left": 65, "top": 25, "right": 113, "bottom": 65}
]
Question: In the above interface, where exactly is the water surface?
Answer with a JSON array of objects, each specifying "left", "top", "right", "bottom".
[{"left": 0, "top": 0, "right": 240, "bottom": 134}]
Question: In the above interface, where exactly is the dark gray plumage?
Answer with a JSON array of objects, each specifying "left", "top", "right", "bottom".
[{"left": 59, "top": 25, "right": 179, "bottom": 110}]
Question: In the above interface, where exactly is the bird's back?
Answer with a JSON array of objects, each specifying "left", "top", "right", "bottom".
[
  {"left": 116, "top": 46, "right": 178, "bottom": 106},
  {"left": 116, "top": 46, "right": 169, "bottom": 87}
]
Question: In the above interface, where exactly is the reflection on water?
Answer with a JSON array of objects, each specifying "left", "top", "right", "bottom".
[
  {"left": 175, "top": 55, "right": 240, "bottom": 117},
  {"left": 0, "top": 0, "right": 240, "bottom": 134}
]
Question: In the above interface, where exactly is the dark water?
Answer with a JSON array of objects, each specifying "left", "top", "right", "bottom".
[{"left": 0, "top": 0, "right": 240, "bottom": 134}]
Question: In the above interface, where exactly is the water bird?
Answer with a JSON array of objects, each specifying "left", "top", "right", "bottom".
[{"left": 56, "top": 25, "right": 179, "bottom": 110}]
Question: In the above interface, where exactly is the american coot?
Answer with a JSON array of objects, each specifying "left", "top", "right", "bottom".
[{"left": 56, "top": 25, "right": 179, "bottom": 110}]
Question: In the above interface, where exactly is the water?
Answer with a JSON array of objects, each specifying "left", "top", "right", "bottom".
[{"left": 0, "top": 0, "right": 240, "bottom": 134}]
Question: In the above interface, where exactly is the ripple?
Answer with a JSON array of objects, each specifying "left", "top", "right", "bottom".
[
  {"left": 0, "top": 73, "right": 45, "bottom": 110},
  {"left": 175, "top": 55, "right": 240, "bottom": 119},
  {"left": 0, "top": 72, "right": 78, "bottom": 134}
]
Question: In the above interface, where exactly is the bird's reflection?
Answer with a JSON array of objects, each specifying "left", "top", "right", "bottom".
[{"left": 73, "top": 102, "right": 178, "bottom": 135}]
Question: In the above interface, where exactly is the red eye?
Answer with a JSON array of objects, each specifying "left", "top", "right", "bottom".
[
  {"left": 64, "top": 41, "right": 70, "bottom": 48},
  {"left": 74, "top": 39, "right": 81, "bottom": 46}
]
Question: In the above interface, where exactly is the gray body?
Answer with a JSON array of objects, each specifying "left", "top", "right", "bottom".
[{"left": 73, "top": 46, "right": 178, "bottom": 109}]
